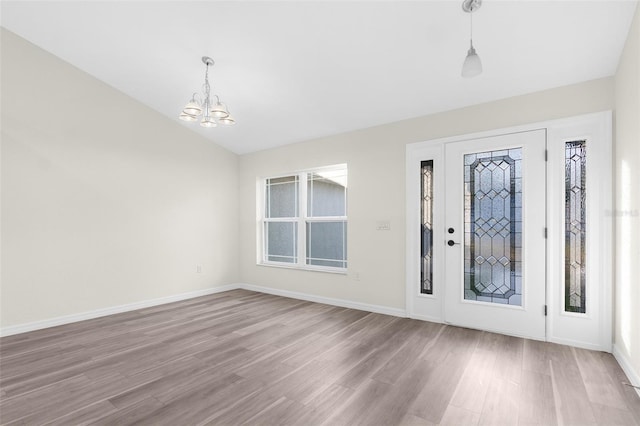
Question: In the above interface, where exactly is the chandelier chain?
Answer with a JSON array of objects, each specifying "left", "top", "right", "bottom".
[{"left": 203, "top": 64, "right": 211, "bottom": 100}]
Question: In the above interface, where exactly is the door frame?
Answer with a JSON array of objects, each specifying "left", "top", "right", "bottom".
[{"left": 405, "top": 111, "right": 612, "bottom": 352}]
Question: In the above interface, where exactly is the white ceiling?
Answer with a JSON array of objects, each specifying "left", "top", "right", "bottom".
[{"left": 1, "top": 1, "right": 637, "bottom": 154}]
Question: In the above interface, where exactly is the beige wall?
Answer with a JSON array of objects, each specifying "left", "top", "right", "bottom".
[
  {"left": 239, "top": 78, "right": 614, "bottom": 310},
  {"left": 1, "top": 29, "right": 239, "bottom": 327},
  {"left": 2, "top": 14, "right": 634, "bottom": 380},
  {"left": 614, "top": 4, "right": 640, "bottom": 379}
]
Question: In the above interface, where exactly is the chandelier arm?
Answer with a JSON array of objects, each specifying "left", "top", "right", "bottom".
[{"left": 192, "top": 92, "right": 203, "bottom": 104}]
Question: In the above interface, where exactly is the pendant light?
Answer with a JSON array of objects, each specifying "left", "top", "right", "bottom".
[
  {"left": 179, "top": 56, "right": 236, "bottom": 127},
  {"left": 461, "top": 0, "right": 483, "bottom": 78}
]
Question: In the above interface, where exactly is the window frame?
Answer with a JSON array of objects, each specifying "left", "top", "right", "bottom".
[{"left": 259, "top": 164, "right": 348, "bottom": 274}]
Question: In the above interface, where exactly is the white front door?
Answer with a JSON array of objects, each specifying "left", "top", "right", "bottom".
[
  {"left": 406, "top": 113, "right": 612, "bottom": 350},
  {"left": 443, "top": 130, "right": 547, "bottom": 340}
]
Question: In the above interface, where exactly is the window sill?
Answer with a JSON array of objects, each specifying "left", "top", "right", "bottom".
[{"left": 257, "top": 262, "right": 347, "bottom": 275}]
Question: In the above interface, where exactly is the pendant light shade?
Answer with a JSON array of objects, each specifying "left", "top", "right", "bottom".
[
  {"left": 211, "top": 102, "right": 229, "bottom": 118},
  {"left": 462, "top": 43, "right": 483, "bottom": 78},
  {"left": 200, "top": 116, "right": 218, "bottom": 128},
  {"left": 219, "top": 115, "right": 236, "bottom": 126},
  {"left": 183, "top": 98, "right": 202, "bottom": 116},
  {"left": 179, "top": 112, "right": 198, "bottom": 122}
]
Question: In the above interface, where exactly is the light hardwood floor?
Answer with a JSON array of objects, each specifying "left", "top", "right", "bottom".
[{"left": 1, "top": 289, "right": 639, "bottom": 425}]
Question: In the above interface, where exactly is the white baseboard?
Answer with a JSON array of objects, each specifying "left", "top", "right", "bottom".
[
  {"left": 407, "top": 313, "right": 444, "bottom": 323},
  {"left": 0, "top": 283, "right": 406, "bottom": 338},
  {"left": 613, "top": 344, "right": 640, "bottom": 398},
  {"left": 0, "top": 284, "right": 238, "bottom": 337},
  {"left": 236, "top": 283, "right": 406, "bottom": 318},
  {"left": 547, "top": 336, "right": 611, "bottom": 353}
]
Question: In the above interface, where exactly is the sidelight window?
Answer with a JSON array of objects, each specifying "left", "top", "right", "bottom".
[
  {"left": 420, "top": 161, "right": 434, "bottom": 294},
  {"left": 564, "top": 140, "right": 587, "bottom": 313}
]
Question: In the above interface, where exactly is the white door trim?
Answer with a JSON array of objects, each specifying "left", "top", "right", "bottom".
[
  {"left": 405, "top": 111, "right": 612, "bottom": 351},
  {"left": 546, "top": 112, "right": 613, "bottom": 351},
  {"left": 405, "top": 144, "right": 445, "bottom": 323}
]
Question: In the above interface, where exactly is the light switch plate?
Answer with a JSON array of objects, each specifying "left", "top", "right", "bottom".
[{"left": 376, "top": 220, "right": 391, "bottom": 231}]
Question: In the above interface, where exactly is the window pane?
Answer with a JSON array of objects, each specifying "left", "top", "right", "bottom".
[
  {"left": 565, "top": 140, "right": 586, "bottom": 313},
  {"left": 464, "top": 148, "right": 522, "bottom": 306},
  {"left": 421, "top": 160, "right": 433, "bottom": 295},
  {"left": 306, "top": 221, "right": 347, "bottom": 268},
  {"left": 266, "top": 176, "right": 298, "bottom": 218},
  {"left": 307, "top": 170, "right": 347, "bottom": 217},
  {"left": 265, "top": 221, "right": 297, "bottom": 263}
]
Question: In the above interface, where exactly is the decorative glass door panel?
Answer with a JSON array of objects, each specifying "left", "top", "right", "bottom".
[
  {"left": 464, "top": 149, "right": 522, "bottom": 305},
  {"left": 421, "top": 160, "right": 434, "bottom": 295},
  {"left": 444, "top": 130, "right": 546, "bottom": 340},
  {"left": 564, "top": 140, "right": 586, "bottom": 313}
]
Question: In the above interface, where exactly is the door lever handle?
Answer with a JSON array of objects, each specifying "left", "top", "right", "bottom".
[{"left": 447, "top": 240, "right": 460, "bottom": 246}]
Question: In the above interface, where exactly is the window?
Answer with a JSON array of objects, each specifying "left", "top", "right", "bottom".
[
  {"left": 262, "top": 165, "right": 347, "bottom": 272},
  {"left": 463, "top": 148, "right": 523, "bottom": 306},
  {"left": 564, "top": 140, "right": 586, "bottom": 313},
  {"left": 420, "top": 160, "right": 434, "bottom": 294}
]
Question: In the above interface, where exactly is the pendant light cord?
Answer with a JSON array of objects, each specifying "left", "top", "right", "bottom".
[{"left": 470, "top": 8, "right": 474, "bottom": 46}]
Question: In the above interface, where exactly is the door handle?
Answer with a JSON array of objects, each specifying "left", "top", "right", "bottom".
[{"left": 447, "top": 240, "right": 460, "bottom": 246}]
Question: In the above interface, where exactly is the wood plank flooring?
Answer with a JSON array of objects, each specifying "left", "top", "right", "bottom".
[{"left": 1, "top": 289, "right": 639, "bottom": 425}]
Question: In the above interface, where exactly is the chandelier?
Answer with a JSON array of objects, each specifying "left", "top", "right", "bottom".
[{"left": 179, "top": 56, "right": 235, "bottom": 127}]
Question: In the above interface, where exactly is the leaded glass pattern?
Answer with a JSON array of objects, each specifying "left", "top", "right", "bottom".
[
  {"left": 565, "top": 140, "right": 586, "bottom": 313},
  {"left": 464, "top": 148, "right": 522, "bottom": 305},
  {"left": 420, "top": 161, "right": 434, "bottom": 294}
]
